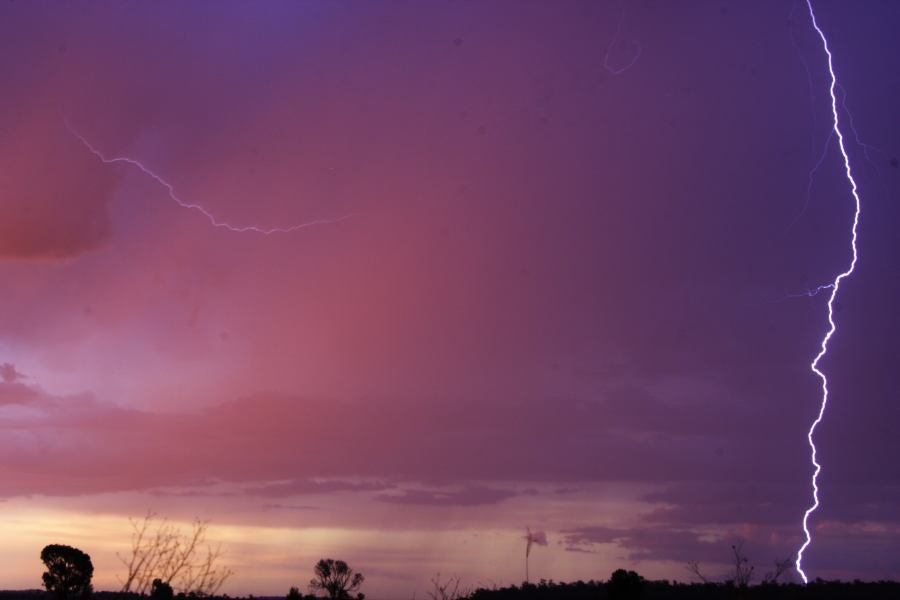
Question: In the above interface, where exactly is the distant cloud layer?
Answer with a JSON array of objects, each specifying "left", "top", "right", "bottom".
[{"left": 0, "top": 377, "right": 815, "bottom": 498}]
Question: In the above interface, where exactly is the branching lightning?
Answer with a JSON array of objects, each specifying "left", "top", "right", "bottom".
[
  {"left": 603, "top": 2, "right": 642, "bottom": 75},
  {"left": 66, "top": 120, "right": 358, "bottom": 234},
  {"left": 783, "top": 129, "right": 833, "bottom": 235},
  {"left": 787, "top": 283, "right": 834, "bottom": 300},
  {"left": 795, "top": 0, "right": 863, "bottom": 584}
]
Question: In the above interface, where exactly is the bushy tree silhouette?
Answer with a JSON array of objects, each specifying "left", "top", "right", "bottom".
[
  {"left": 607, "top": 569, "right": 645, "bottom": 600},
  {"left": 308, "top": 559, "right": 365, "bottom": 600},
  {"left": 40, "top": 544, "right": 94, "bottom": 600}
]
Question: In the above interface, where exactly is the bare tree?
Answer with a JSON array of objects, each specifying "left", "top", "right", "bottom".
[
  {"left": 729, "top": 542, "right": 755, "bottom": 587},
  {"left": 685, "top": 560, "right": 709, "bottom": 584},
  {"left": 688, "top": 542, "right": 789, "bottom": 587},
  {"left": 119, "top": 512, "right": 233, "bottom": 596},
  {"left": 762, "top": 558, "right": 793, "bottom": 584}
]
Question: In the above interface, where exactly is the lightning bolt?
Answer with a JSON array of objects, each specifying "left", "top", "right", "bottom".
[
  {"left": 65, "top": 120, "right": 359, "bottom": 234},
  {"left": 795, "top": 0, "right": 863, "bottom": 583}
]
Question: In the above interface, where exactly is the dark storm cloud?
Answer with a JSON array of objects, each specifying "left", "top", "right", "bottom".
[
  {"left": 640, "top": 482, "right": 900, "bottom": 528},
  {"left": 247, "top": 479, "right": 395, "bottom": 497},
  {"left": 640, "top": 483, "right": 803, "bottom": 526},
  {"left": 377, "top": 485, "right": 520, "bottom": 507},
  {"left": 0, "top": 363, "right": 25, "bottom": 383},
  {"left": 561, "top": 520, "right": 900, "bottom": 581},
  {"left": 0, "top": 380, "right": 804, "bottom": 498},
  {"left": 562, "top": 525, "right": 724, "bottom": 563}
]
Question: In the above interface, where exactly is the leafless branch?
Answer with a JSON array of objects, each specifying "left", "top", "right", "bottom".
[
  {"left": 685, "top": 560, "right": 709, "bottom": 584},
  {"left": 763, "top": 558, "right": 793, "bottom": 584},
  {"left": 427, "top": 574, "right": 467, "bottom": 600},
  {"left": 118, "top": 512, "right": 233, "bottom": 596},
  {"left": 730, "top": 542, "right": 755, "bottom": 587}
]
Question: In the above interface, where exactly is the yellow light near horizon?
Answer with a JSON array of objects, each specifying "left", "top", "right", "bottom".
[
  {"left": 0, "top": 506, "right": 471, "bottom": 595},
  {"left": 0, "top": 487, "right": 650, "bottom": 598}
]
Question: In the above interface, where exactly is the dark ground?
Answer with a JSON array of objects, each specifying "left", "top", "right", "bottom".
[
  {"left": 469, "top": 579, "right": 900, "bottom": 600},
  {"left": 6, "top": 579, "right": 900, "bottom": 600}
]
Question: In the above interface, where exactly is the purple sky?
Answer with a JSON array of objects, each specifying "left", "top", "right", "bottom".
[{"left": 1, "top": 0, "right": 899, "bottom": 595}]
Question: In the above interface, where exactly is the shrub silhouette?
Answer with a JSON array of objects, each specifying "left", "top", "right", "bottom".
[
  {"left": 309, "top": 559, "right": 365, "bottom": 600},
  {"left": 40, "top": 544, "right": 94, "bottom": 600},
  {"left": 151, "top": 579, "right": 174, "bottom": 600},
  {"left": 287, "top": 587, "right": 303, "bottom": 600}
]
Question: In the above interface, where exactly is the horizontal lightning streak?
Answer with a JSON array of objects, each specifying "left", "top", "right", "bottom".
[
  {"left": 65, "top": 120, "right": 359, "bottom": 234},
  {"left": 795, "top": 0, "right": 863, "bottom": 584},
  {"left": 787, "top": 283, "right": 834, "bottom": 300}
]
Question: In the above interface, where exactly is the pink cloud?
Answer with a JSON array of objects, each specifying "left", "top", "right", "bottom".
[
  {"left": 0, "top": 380, "right": 41, "bottom": 405},
  {"left": 0, "top": 104, "right": 119, "bottom": 260},
  {"left": 0, "top": 378, "right": 836, "bottom": 501},
  {"left": 1, "top": 363, "right": 25, "bottom": 383}
]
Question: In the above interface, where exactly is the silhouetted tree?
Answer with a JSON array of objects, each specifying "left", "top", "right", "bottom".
[
  {"left": 308, "top": 559, "right": 364, "bottom": 600},
  {"left": 151, "top": 579, "right": 174, "bottom": 600},
  {"left": 728, "top": 543, "right": 754, "bottom": 587},
  {"left": 761, "top": 558, "right": 793, "bottom": 584},
  {"left": 607, "top": 569, "right": 644, "bottom": 600},
  {"left": 40, "top": 544, "right": 94, "bottom": 600},
  {"left": 686, "top": 541, "right": 789, "bottom": 587},
  {"left": 684, "top": 560, "right": 708, "bottom": 583},
  {"left": 427, "top": 573, "right": 467, "bottom": 600}
]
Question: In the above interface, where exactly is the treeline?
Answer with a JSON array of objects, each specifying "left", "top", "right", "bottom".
[
  {"left": 466, "top": 577, "right": 900, "bottom": 600},
  {"left": 0, "top": 594, "right": 291, "bottom": 600}
]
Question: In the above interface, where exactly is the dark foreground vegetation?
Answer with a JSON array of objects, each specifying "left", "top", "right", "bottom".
[
  {"left": 467, "top": 575, "right": 900, "bottom": 600},
  {"left": 6, "top": 576, "right": 900, "bottom": 600}
]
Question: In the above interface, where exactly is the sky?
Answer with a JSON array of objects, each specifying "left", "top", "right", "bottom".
[{"left": 2, "top": 0, "right": 900, "bottom": 596}]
